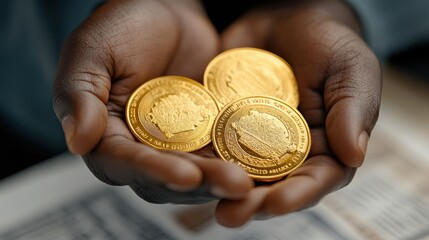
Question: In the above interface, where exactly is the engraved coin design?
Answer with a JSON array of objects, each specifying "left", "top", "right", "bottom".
[
  {"left": 126, "top": 76, "right": 219, "bottom": 152},
  {"left": 204, "top": 48, "right": 299, "bottom": 108},
  {"left": 212, "top": 96, "right": 311, "bottom": 181}
]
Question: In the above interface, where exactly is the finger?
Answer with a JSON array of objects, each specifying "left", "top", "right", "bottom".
[
  {"left": 304, "top": 26, "right": 381, "bottom": 168},
  {"left": 128, "top": 150, "right": 253, "bottom": 204},
  {"left": 262, "top": 155, "right": 356, "bottom": 215},
  {"left": 53, "top": 38, "right": 111, "bottom": 155},
  {"left": 85, "top": 116, "right": 219, "bottom": 204},
  {"left": 215, "top": 187, "right": 270, "bottom": 228},
  {"left": 84, "top": 116, "right": 203, "bottom": 191},
  {"left": 53, "top": 0, "right": 181, "bottom": 154},
  {"left": 191, "top": 144, "right": 217, "bottom": 158},
  {"left": 168, "top": 151, "right": 253, "bottom": 199},
  {"left": 298, "top": 88, "right": 326, "bottom": 128},
  {"left": 308, "top": 127, "right": 331, "bottom": 157},
  {"left": 324, "top": 39, "right": 382, "bottom": 167},
  {"left": 130, "top": 181, "right": 216, "bottom": 204}
]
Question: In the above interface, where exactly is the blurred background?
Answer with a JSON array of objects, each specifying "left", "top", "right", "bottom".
[{"left": 0, "top": 0, "right": 102, "bottom": 177}]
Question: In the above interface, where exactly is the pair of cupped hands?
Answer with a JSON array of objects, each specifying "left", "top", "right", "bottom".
[{"left": 53, "top": 0, "right": 381, "bottom": 227}]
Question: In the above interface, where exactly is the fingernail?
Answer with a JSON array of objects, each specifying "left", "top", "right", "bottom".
[
  {"left": 358, "top": 131, "right": 369, "bottom": 157},
  {"left": 61, "top": 116, "right": 75, "bottom": 151}
]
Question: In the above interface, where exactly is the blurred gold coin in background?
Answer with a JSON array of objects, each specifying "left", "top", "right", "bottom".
[
  {"left": 204, "top": 48, "right": 299, "bottom": 108},
  {"left": 126, "top": 76, "right": 219, "bottom": 152},
  {"left": 212, "top": 96, "right": 311, "bottom": 182}
]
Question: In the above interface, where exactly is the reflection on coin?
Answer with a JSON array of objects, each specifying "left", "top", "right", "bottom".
[
  {"left": 204, "top": 47, "right": 299, "bottom": 108},
  {"left": 126, "top": 76, "right": 219, "bottom": 152},
  {"left": 212, "top": 96, "right": 311, "bottom": 181}
]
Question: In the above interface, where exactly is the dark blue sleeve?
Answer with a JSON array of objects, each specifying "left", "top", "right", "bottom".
[{"left": 0, "top": 0, "right": 104, "bottom": 175}]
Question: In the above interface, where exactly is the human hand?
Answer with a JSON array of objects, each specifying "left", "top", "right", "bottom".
[
  {"left": 216, "top": 0, "right": 381, "bottom": 227},
  {"left": 53, "top": 0, "right": 253, "bottom": 204}
]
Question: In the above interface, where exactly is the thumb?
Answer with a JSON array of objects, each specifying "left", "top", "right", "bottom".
[
  {"left": 53, "top": 31, "right": 111, "bottom": 155},
  {"left": 52, "top": 0, "right": 186, "bottom": 154},
  {"left": 324, "top": 45, "right": 382, "bottom": 167}
]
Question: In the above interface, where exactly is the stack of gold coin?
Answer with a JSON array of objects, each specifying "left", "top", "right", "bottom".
[
  {"left": 125, "top": 48, "right": 311, "bottom": 182},
  {"left": 205, "top": 48, "right": 311, "bottom": 182}
]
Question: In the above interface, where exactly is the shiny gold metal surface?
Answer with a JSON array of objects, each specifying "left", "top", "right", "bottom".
[
  {"left": 126, "top": 76, "right": 219, "bottom": 152},
  {"left": 212, "top": 96, "right": 311, "bottom": 181},
  {"left": 204, "top": 48, "right": 299, "bottom": 108}
]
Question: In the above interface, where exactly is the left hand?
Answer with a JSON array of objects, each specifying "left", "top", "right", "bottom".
[
  {"left": 214, "top": 0, "right": 382, "bottom": 227},
  {"left": 53, "top": 0, "right": 253, "bottom": 205}
]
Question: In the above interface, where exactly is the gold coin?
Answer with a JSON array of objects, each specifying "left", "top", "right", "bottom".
[
  {"left": 212, "top": 96, "right": 311, "bottom": 181},
  {"left": 204, "top": 47, "right": 299, "bottom": 108},
  {"left": 126, "top": 76, "right": 219, "bottom": 152}
]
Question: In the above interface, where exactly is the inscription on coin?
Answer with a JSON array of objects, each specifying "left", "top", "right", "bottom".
[{"left": 212, "top": 96, "right": 310, "bottom": 181}]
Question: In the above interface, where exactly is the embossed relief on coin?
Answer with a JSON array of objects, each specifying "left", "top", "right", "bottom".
[
  {"left": 231, "top": 110, "right": 296, "bottom": 160},
  {"left": 126, "top": 76, "right": 219, "bottom": 152},
  {"left": 224, "top": 59, "right": 283, "bottom": 100},
  {"left": 204, "top": 48, "right": 300, "bottom": 107},
  {"left": 225, "top": 107, "right": 298, "bottom": 168},
  {"left": 147, "top": 93, "right": 208, "bottom": 139}
]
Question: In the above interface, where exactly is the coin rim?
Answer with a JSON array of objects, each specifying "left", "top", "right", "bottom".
[
  {"left": 125, "top": 75, "right": 220, "bottom": 152},
  {"left": 211, "top": 95, "right": 311, "bottom": 181}
]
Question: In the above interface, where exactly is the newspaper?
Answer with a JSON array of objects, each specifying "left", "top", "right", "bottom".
[{"left": 1, "top": 69, "right": 428, "bottom": 240}]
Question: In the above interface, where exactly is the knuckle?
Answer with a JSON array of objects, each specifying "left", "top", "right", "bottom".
[{"left": 68, "top": 72, "right": 110, "bottom": 102}]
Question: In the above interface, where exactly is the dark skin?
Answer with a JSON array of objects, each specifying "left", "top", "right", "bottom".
[{"left": 53, "top": 0, "right": 381, "bottom": 228}]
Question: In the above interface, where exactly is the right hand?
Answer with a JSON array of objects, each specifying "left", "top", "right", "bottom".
[
  {"left": 53, "top": 0, "right": 253, "bottom": 204},
  {"left": 215, "top": 0, "right": 381, "bottom": 227}
]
